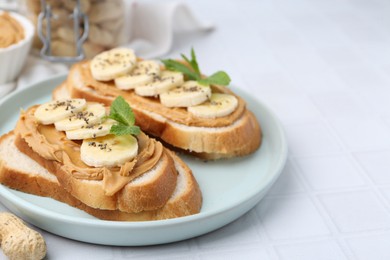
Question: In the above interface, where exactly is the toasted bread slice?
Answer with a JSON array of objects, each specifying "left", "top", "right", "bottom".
[
  {"left": 53, "top": 61, "right": 262, "bottom": 160},
  {"left": 14, "top": 105, "right": 180, "bottom": 213},
  {"left": 0, "top": 132, "right": 202, "bottom": 221}
]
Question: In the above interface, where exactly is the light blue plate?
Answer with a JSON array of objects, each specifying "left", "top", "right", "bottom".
[{"left": 0, "top": 75, "right": 287, "bottom": 246}]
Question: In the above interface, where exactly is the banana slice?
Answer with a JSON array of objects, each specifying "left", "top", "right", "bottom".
[
  {"left": 65, "top": 119, "right": 116, "bottom": 140},
  {"left": 34, "top": 99, "right": 87, "bottom": 125},
  {"left": 159, "top": 81, "right": 211, "bottom": 107},
  {"left": 114, "top": 60, "right": 161, "bottom": 90},
  {"left": 133, "top": 60, "right": 160, "bottom": 75},
  {"left": 135, "top": 71, "right": 184, "bottom": 97},
  {"left": 90, "top": 48, "right": 137, "bottom": 81},
  {"left": 54, "top": 103, "right": 106, "bottom": 131},
  {"left": 116, "top": 74, "right": 155, "bottom": 90},
  {"left": 188, "top": 93, "right": 238, "bottom": 118},
  {"left": 80, "top": 134, "right": 138, "bottom": 167}
]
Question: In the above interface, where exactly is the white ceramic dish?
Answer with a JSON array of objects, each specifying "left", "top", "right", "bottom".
[
  {"left": 0, "top": 11, "right": 34, "bottom": 84},
  {"left": 0, "top": 75, "right": 287, "bottom": 246}
]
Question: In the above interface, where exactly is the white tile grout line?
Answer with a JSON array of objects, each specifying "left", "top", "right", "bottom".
[
  {"left": 252, "top": 209, "right": 284, "bottom": 260},
  {"left": 253, "top": 4, "right": 390, "bottom": 259},
  {"left": 272, "top": 0, "right": 390, "bottom": 215},
  {"left": 242, "top": 0, "right": 390, "bottom": 258},
  {"left": 288, "top": 159, "right": 357, "bottom": 260},
  {"left": 296, "top": 62, "right": 390, "bottom": 260},
  {"left": 193, "top": 1, "right": 389, "bottom": 258},
  {"left": 295, "top": 68, "right": 390, "bottom": 260}
]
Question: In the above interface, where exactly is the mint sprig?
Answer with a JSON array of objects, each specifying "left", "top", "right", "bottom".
[
  {"left": 107, "top": 96, "right": 140, "bottom": 136},
  {"left": 161, "top": 48, "right": 231, "bottom": 86}
]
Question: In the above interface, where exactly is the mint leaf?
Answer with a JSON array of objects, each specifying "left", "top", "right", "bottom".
[
  {"left": 198, "top": 71, "right": 231, "bottom": 86},
  {"left": 190, "top": 48, "right": 201, "bottom": 76},
  {"left": 110, "top": 123, "right": 140, "bottom": 136},
  {"left": 180, "top": 54, "right": 192, "bottom": 69},
  {"left": 108, "top": 96, "right": 135, "bottom": 126},
  {"left": 180, "top": 48, "right": 201, "bottom": 76},
  {"left": 161, "top": 59, "right": 199, "bottom": 80},
  {"left": 161, "top": 48, "right": 231, "bottom": 87},
  {"left": 107, "top": 96, "right": 140, "bottom": 136}
]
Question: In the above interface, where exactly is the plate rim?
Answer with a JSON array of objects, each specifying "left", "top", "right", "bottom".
[{"left": 0, "top": 74, "right": 288, "bottom": 243}]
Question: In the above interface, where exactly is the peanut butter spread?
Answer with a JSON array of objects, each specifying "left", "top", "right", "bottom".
[
  {"left": 75, "top": 62, "right": 246, "bottom": 128},
  {"left": 0, "top": 12, "right": 24, "bottom": 48},
  {"left": 15, "top": 106, "right": 163, "bottom": 196}
]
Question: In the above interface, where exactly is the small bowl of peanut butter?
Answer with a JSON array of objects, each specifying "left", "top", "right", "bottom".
[{"left": 0, "top": 11, "right": 34, "bottom": 85}]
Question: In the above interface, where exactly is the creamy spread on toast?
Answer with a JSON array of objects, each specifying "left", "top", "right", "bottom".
[
  {"left": 0, "top": 92, "right": 204, "bottom": 218},
  {"left": 73, "top": 61, "right": 247, "bottom": 128},
  {"left": 60, "top": 48, "right": 262, "bottom": 160},
  {"left": 0, "top": 132, "right": 202, "bottom": 221},
  {"left": 15, "top": 105, "right": 166, "bottom": 196}
]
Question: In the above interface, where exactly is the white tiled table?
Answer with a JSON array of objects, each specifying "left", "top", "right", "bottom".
[{"left": 2, "top": 0, "right": 390, "bottom": 259}]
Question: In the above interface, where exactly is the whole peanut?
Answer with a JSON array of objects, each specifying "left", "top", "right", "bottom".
[{"left": 0, "top": 213, "right": 46, "bottom": 260}]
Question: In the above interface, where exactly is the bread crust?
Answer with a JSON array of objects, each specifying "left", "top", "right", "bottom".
[
  {"left": 159, "top": 110, "right": 262, "bottom": 159},
  {"left": 55, "top": 62, "right": 263, "bottom": 160},
  {"left": 14, "top": 130, "right": 178, "bottom": 213},
  {"left": 0, "top": 132, "right": 81, "bottom": 205},
  {"left": 69, "top": 62, "right": 247, "bottom": 128},
  {"left": 0, "top": 132, "right": 202, "bottom": 221},
  {"left": 13, "top": 106, "right": 183, "bottom": 213}
]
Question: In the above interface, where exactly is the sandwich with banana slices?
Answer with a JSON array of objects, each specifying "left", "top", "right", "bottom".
[
  {"left": 54, "top": 48, "right": 262, "bottom": 160},
  {"left": 0, "top": 97, "right": 202, "bottom": 221}
]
